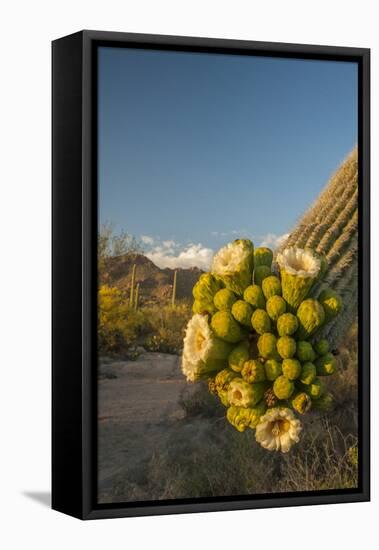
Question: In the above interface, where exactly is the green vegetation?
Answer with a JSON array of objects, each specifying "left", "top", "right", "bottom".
[{"left": 98, "top": 284, "right": 192, "bottom": 355}]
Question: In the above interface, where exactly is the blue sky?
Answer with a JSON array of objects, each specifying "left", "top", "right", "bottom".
[{"left": 98, "top": 47, "right": 357, "bottom": 269}]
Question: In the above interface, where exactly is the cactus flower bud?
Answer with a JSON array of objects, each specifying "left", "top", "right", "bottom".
[
  {"left": 251, "top": 308, "right": 272, "bottom": 335},
  {"left": 277, "top": 312, "right": 298, "bottom": 337},
  {"left": 300, "top": 361, "right": 317, "bottom": 385},
  {"left": 227, "top": 378, "right": 266, "bottom": 407},
  {"left": 302, "top": 377, "right": 324, "bottom": 399},
  {"left": 192, "top": 298, "right": 217, "bottom": 315},
  {"left": 262, "top": 275, "right": 282, "bottom": 299},
  {"left": 227, "top": 400, "right": 267, "bottom": 432},
  {"left": 211, "top": 311, "right": 244, "bottom": 343},
  {"left": 311, "top": 392, "right": 335, "bottom": 412},
  {"left": 231, "top": 300, "right": 254, "bottom": 327},
  {"left": 277, "top": 336, "right": 297, "bottom": 359},
  {"left": 255, "top": 407, "right": 302, "bottom": 452},
  {"left": 214, "top": 368, "right": 238, "bottom": 406},
  {"left": 296, "top": 341, "right": 316, "bottom": 362},
  {"left": 314, "top": 338, "right": 329, "bottom": 356},
  {"left": 266, "top": 295, "right": 286, "bottom": 321},
  {"left": 254, "top": 265, "right": 272, "bottom": 286},
  {"left": 264, "top": 359, "right": 283, "bottom": 381},
  {"left": 242, "top": 359, "right": 266, "bottom": 383},
  {"left": 291, "top": 391, "right": 312, "bottom": 414},
  {"left": 254, "top": 247, "right": 273, "bottom": 268},
  {"left": 213, "top": 288, "right": 237, "bottom": 311},
  {"left": 228, "top": 341, "right": 250, "bottom": 373},
  {"left": 192, "top": 273, "right": 222, "bottom": 315},
  {"left": 273, "top": 375, "right": 295, "bottom": 400},
  {"left": 296, "top": 298, "right": 325, "bottom": 340},
  {"left": 211, "top": 239, "right": 254, "bottom": 296},
  {"left": 282, "top": 358, "right": 302, "bottom": 380},
  {"left": 257, "top": 332, "right": 279, "bottom": 359},
  {"left": 318, "top": 288, "right": 343, "bottom": 323},
  {"left": 243, "top": 284, "right": 266, "bottom": 309},
  {"left": 315, "top": 352, "right": 337, "bottom": 376},
  {"left": 276, "top": 247, "right": 321, "bottom": 311}
]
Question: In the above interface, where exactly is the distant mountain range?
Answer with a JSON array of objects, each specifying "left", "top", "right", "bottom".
[{"left": 102, "top": 253, "right": 203, "bottom": 304}]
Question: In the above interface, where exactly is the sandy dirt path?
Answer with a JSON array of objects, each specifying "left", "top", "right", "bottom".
[{"left": 97, "top": 352, "right": 198, "bottom": 503}]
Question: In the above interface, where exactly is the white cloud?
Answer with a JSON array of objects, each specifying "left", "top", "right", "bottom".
[
  {"left": 140, "top": 235, "right": 155, "bottom": 245},
  {"left": 146, "top": 243, "right": 213, "bottom": 270},
  {"left": 259, "top": 233, "right": 289, "bottom": 249}
]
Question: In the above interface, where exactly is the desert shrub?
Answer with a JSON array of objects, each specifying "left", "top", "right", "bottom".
[
  {"left": 143, "top": 302, "right": 192, "bottom": 354},
  {"left": 98, "top": 285, "right": 192, "bottom": 355},
  {"left": 98, "top": 285, "right": 145, "bottom": 354}
]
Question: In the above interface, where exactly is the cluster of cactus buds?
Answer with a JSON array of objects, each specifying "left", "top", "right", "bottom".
[{"left": 182, "top": 239, "right": 343, "bottom": 453}]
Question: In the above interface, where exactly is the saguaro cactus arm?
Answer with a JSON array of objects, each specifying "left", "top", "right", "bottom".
[{"left": 277, "top": 148, "right": 358, "bottom": 347}]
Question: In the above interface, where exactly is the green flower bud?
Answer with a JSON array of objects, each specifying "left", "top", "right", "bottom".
[
  {"left": 296, "top": 341, "right": 316, "bottom": 362},
  {"left": 211, "top": 311, "right": 244, "bottom": 343},
  {"left": 262, "top": 275, "right": 282, "bottom": 299},
  {"left": 228, "top": 341, "right": 250, "bottom": 373},
  {"left": 303, "top": 378, "right": 324, "bottom": 399},
  {"left": 315, "top": 352, "right": 337, "bottom": 376},
  {"left": 311, "top": 392, "right": 335, "bottom": 412},
  {"left": 318, "top": 288, "right": 343, "bottom": 323},
  {"left": 251, "top": 309, "right": 272, "bottom": 335},
  {"left": 192, "top": 299, "right": 217, "bottom": 315},
  {"left": 314, "top": 338, "right": 329, "bottom": 356},
  {"left": 231, "top": 300, "right": 254, "bottom": 327},
  {"left": 273, "top": 375, "right": 294, "bottom": 400},
  {"left": 291, "top": 391, "right": 312, "bottom": 415},
  {"left": 277, "top": 313, "right": 299, "bottom": 336},
  {"left": 227, "top": 378, "right": 265, "bottom": 407},
  {"left": 300, "top": 362, "right": 317, "bottom": 385},
  {"left": 254, "top": 265, "right": 272, "bottom": 286},
  {"left": 211, "top": 239, "right": 254, "bottom": 296},
  {"left": 264, "top": 359, "right": 283, "bottom": 381},
  {"left": 226, "top": 400, "right": 267, "bottom": 432},
  {"left": 257, "top": 333, "right": 279, "bottom": 359},
  {"left": 214, "top": 368, "right": 238, "bottom": 407},
  {"left": 254, "top": 247, "right": 273, "bottom": 268},
  {"left": 243, "top": 285, "right": 265, "bottom": 310},
  {"left": 213, "top": 288, "right": 237, "bottom": 311},
  {"left": 296, "top": 299, "right": 325, "bottom": 340},
  {"left": 192, "top": 273, "right": 222, "bottom": 314},
  {"left": 282, "top": 358, "right": 302, "bottom": 380},
  {"left": 266, "top": 295, "right": 286, "bottom": 321},
  {"left": 242, "top": 359, "right": 266, "bottom": 383},
  {"left": 277, "top": 336, "right": 296, "bottom": 359}
]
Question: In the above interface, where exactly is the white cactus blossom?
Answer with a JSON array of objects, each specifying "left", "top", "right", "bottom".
[
  {"left": 182, "top": 314, "right": 212, "bottom": 381},
  {"left": 255, "top": 407, "right": 302, "bottom": 453},
  {"left": 276, "top": 247, "right": 320, "bottom": 278},
  {"left": 212, "top": 241, "right": 249, "bottom": 276},
  {"left": 181, "top": 314, "right": 232, "bottom": 382}
]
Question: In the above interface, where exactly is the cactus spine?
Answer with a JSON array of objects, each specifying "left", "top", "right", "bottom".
[
  {"left": 129, "top": 263, "right": 136, "bottom": 308},
  {"left": 172, "top": 270, "right": 177, "bottom": 306},
  {"left": 278, "top": 148, "right": 358, "bottom": 346}
]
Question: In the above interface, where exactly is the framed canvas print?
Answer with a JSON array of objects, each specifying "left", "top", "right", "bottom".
[{"left": 52, "top": 30, "right": 370, "bottom": 520}]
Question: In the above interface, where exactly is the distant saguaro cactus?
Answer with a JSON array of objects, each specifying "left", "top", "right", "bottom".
[
  {"left": 129, "top": 263, "right": 136, "bottom": 308},
  {"left": 172, "top": 270, "right": 177, "bottom": 306},
  {"left": 278, "top": 148, "right": 358, "bottom": 347},
  {"left": 134, "top": 283, "right": 140, "bottom": 311}
]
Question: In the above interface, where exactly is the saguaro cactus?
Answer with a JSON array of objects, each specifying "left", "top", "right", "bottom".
[
  {"left": 172, "top": 270, "right": 177, "bottom": 306},
  {"left": 277, "top": 148, "right": 358, "bottom": 346},
  {"left": 129, "top": 263, "right": 136, "bottom": 308},
  {"left": 134, "top": 283, "right": 140, "bottom": 311}
]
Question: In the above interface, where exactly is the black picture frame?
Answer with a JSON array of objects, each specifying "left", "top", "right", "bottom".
[{"left": 52, "top": 30, "right": 370, "bottom": 520}]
